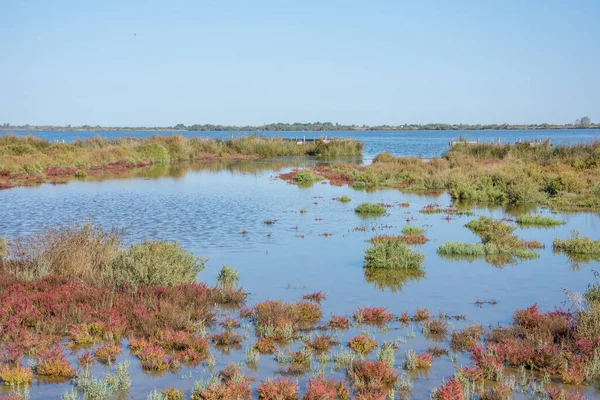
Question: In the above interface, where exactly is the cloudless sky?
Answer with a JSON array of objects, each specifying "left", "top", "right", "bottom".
[{"left": 1, "top": 0, "right": 599, "bottom": 126}]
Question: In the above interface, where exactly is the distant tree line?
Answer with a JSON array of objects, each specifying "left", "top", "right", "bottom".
[{"left": 1, "top": 117, "right": 596, "bottom": 132}]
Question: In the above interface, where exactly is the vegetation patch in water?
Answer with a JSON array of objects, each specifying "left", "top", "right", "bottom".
[
  {"left": 401, "top": 225, "right": 424, "bottom": 235},
  {"left": 364, "top": 237, "right": 425, "bottom": 270},
  {"left": 354, "top": 202, "right": 386, "bottom": 215},
  {"left": 437, "top": 216, "right": 543, "bottom": 266},
  {"left": 516, "top": 214, "right": 565, "bottom": 226},
  {"left": 553, "top": 231, "right": 600, "bottom": 255},
  {"left": 285, "top": 141, "right": 600, "bottom": 212}
]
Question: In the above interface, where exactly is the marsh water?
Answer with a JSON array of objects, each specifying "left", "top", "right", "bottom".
[{"left": 1, "top": 130, "right": 600, "bottom": 398}]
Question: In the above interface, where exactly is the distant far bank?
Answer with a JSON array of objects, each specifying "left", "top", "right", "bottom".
[{"left": 1, "top": 120, "right": 598, "bottom": 132}]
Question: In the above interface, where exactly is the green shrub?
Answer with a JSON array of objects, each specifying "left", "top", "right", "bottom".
[
  {"left": 355, "top": 202, "right": 386, "bottom": 215},
  {"left": 553, "top": 231, "right": 600, "bottom": 255},
  {"left": 74, "top": 170, "right": 88, "bottom": 178},
  {"left": 21, "top": 162, "right": 43, "bottom": 175},
  {"left": 364, "top": 239, "right": 424, "bottom": 270},
  {"left": 516, "top": 214, "right": 565, "bottom": 226},
  {"left": 338, "top": 195, "right": 351, "bottom": 203},
  {"left": 352, "top": 181, "right": 366, "bottom": 190},
  {"left": 217, "top": 265, "right": 239, "bottom": 288},
  {"left": 437, "top": 242, "right": 487, "bottom": 257},
  {"left": 111, "top": 240, "right": 206, "bottom": 288},
  {"left": 293, "top": 170, "right": 322, "bottom": 185},
  {"left": 138, "top": 143, "right": 171, "bottom": 164},
  {"left": 401, "top": 225, "right": 424, "bottom": 235}
]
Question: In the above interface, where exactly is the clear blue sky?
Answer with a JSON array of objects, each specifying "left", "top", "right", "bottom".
[{"left": 1, "top": 0, "right": 598, "bottom": 126}]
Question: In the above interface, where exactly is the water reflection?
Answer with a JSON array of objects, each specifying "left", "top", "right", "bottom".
[{"left": 363, "top": 268, "right": 426, "bottom": 292}]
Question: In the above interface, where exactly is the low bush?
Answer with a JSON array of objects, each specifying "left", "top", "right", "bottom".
[
  {"left": 401, "top": 225, "right": 424, "bottom": 235},
  {"left": 354, "top": 202, "right": 386, "bottom": 215},
  {"left": 338, "top": 195, "right": 351, "bottom": 203},
  {"left": 111, "top": 239, "right": 206, "bottom": 288},
  {"left": 553, "top": 231, "right": 600, "bottom": 255},
  {"left": 364, "top": 238, "right": 424, "bottom": 269},
  {"left": 257, "top": 377, "right": 298, "bottom": 400},
  {"left": 293, "top": 169, "right": 322, "bottom": 186},
  {"left": 516, "top": 214, "right": 565, "bottom": 226}
]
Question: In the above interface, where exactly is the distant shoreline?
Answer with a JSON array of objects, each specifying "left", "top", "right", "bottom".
[{"left": 1, "top": 124, "right": 599, "bottom": 133}]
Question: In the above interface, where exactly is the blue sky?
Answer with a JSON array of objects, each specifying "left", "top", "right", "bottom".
[{"left": 1, "top": 0, "right": 598, "bottom": 126}]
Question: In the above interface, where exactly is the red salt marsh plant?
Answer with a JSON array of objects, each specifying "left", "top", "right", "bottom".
[
  {"left": 211, "top": 330, "right": 242, "bottom": 347},
  {"left": 257, "top": 377, "right": 299, "bottom": 400},
  {"left": 412, "top": 307, "right": 430, "bottom": 321},
  {"left": 308, "top": 334, "right": 335, "bottom": 352},
  {"left": 303, "top": 377, "right": 349, "bottom": 400},
  {"left": 422, "top": 317, "right": 449, "bottom": 337},
  {"left": 414, "top": 352, "right": 433, "bottom": 369},
  {"left": 348, "top": 360, "right": 397, "bottom": 400},
  {"left": 302, "top": 291, "right": 326, "bottom": 303},
  {"left": 431, "top": 377, "right": 464, "bottom": 400},
  {"left": 327, "top": 315, "right": 350, "bottom": 330},
  {"left": 0, "top": 363, "right": 33, "bottom": 386},
  {"left": 191, "top": 364, "right": 252, "bottom": 400},
  {"left": 253, "top": 338, "right": 277, "bottom": 354},
  {"left": 450, "top": 324, "right": 483, "bottom": 351},
  {"left": 77, "top": 350, "right": 96, "bottom": 368},
  {"left": 353, "top": 306, "right": 393, "bottom": 325},
  {"left": 348, "top": 335, "right": 378, "bottom": 355},
  {"left": 397, "top": 311, "right": 411, "bottom": 324},
  {"left": 93, "top": 342, "right": 122, "bottom": 363},
  {"left": 33, "top": 344, "right": 75, "bottom": 378},
  {"left": 137, "top": 345, "right": 175, "bottom": 371}
]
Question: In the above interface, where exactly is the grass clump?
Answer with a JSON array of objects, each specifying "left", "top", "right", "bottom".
[
  {"left": 293, "top": 169, "right": 323, "bottom": 186},
  {"left": 354, "top": 202, "right": 386, "bottom": 215},
  {"left": 553, "top": 231, "right": 600, "bottom": 255},
  {"left": 516, "top": 214, "right": 565, "bottom": 226},
  {"left": 2, "top": 221, "right": 206, "bottom": 288},
  {"left": 401, "top": 225, "right": 424, "bottom": 235},
  {"left": 217, "top": 265, "right": 239, "bottom": 288},
  {"left": 364, "top": 238, "right": 425, "bottom": 270},
  {"left": 338, "top": 195, "right": 351, "bottom": 203},
  {"left": 438, "top": 216, "right": 541, "bottom": 266},
  {"left": 111, "top": 240, "right": 206, "bottom": 288}
]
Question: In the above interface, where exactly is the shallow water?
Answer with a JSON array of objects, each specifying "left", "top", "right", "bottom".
[
  {"left": 1, "top": 161, "right": 599, "bottom": 398},
  {"left": 3, "top": 128, "right": 599, "bottom": 160}
]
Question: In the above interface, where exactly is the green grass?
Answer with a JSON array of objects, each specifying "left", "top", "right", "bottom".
[
  {"left": 354, "top": 202, "right": 386, "bottom": 215},
  {"left": 437, "top": 241, "right": 539, "bottom": 261},
  {"left": 2, "top": 222, "right": 206, "bottom": 288},
  {"left": 553, "top": 231, "right": 600, "bottom": 255},
  {"left": 437, "top": 242, "right": 487, "bottom": 257},
  {"left": 0, "top": 135, "right": 363, "bottom": 183},
  {"left": 338, "top": 195, "right": 351, "bottom": 203},
  {"left": 293, "top": 170, "right": 323, "bottom": 186},
  {"left": 516, "top": 214, "right": 565, "bottom": 226},
  {"left": 401, "top": 225, "right": 424, "bottom": 235},
  {"left": 364, "top": 238, "right": 424, "bottom": 270}
]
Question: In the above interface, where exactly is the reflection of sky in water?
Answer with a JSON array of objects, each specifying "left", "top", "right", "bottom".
[{"left": 1, "top": 164, "right": 599, "bottom": 398}]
